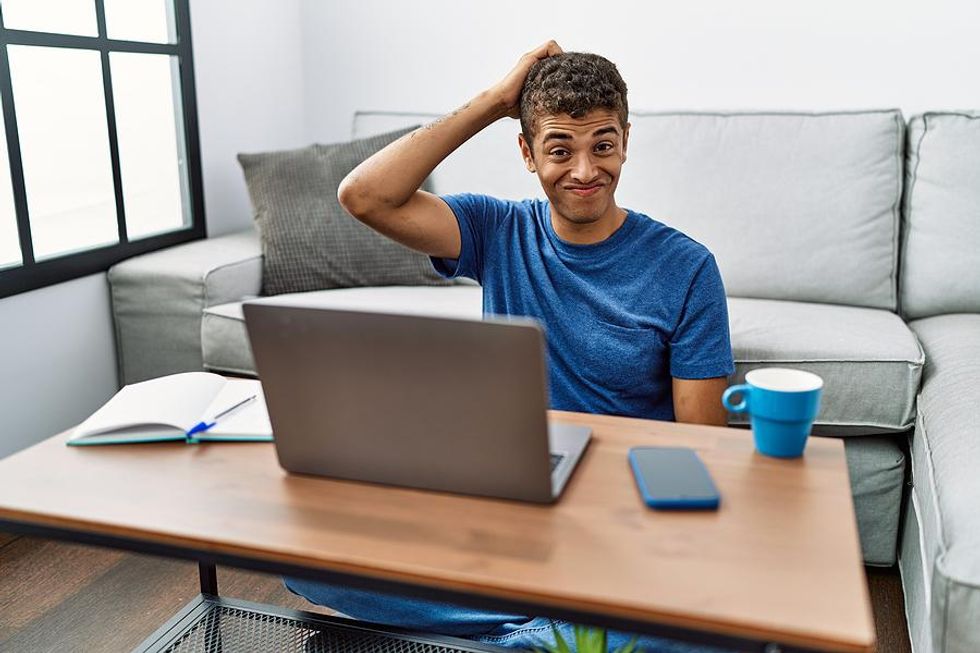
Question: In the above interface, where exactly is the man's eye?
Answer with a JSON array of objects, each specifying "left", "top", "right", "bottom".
[
  {"left": 595, "top": 142, "right": 613, "bottom": 152},
  {"left": 550, "top": 149, "right": 570, "bottom": 157}
]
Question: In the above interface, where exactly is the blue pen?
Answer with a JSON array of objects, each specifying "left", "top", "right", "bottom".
[{"left": 186, "top": 394, "right": 258, "bottom": 442}]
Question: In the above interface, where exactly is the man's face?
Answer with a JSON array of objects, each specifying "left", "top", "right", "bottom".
[{"left": 519, "top": 109, "right": 629, "bottom": 226}]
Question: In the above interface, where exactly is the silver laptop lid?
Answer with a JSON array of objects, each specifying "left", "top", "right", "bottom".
[{"left": 244, "top": 303, "right": 559, "bottom": 502}]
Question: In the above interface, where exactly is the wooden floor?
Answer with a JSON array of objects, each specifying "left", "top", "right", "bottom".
[{"left": 0, "top": 532, "right": 911, "bottom": 652}]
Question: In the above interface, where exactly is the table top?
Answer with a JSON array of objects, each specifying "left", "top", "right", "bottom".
[{"left": 0, "top": 411, "right": 874, "bottom": 652}]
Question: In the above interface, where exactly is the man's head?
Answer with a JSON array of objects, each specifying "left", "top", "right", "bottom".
[
  {"left": 519, "top": 52, "right": 628, "bottom": 146},
  {"left": 517, "top": 52, "right": 630, "bottom": 230}
]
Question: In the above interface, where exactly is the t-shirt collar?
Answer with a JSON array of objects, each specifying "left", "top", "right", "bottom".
[{"left": 540, "top": 201, "right": 638, "bottom": 258}]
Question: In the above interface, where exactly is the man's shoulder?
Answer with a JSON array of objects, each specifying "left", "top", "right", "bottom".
[
  {"left": 442, "top": 193, "right": 538, "bottom": 214},
  {"left": 627, "top": 208, "right": 714, "bottom": 263}
]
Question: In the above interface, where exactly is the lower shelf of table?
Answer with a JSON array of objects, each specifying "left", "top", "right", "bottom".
[{"left": 135, "top": 595, "right": 513, "bottom": 653}]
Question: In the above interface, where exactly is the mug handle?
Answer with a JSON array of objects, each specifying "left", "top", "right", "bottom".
[{"left": 722, "top": 384, "right": 751, "bottom": 413}]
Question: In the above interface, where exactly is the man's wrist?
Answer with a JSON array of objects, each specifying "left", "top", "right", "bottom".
[{"left": 472, "top": 88, "right": 512, "bottom": 125}]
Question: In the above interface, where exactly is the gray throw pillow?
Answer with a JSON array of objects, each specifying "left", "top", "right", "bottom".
[{"left": 238, "top": 126, "right": 451, "bottom": 295}]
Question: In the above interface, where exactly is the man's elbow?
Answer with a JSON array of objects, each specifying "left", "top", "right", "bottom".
[{"left": 337, "top": 176, "right": 374, "bottom": 223}]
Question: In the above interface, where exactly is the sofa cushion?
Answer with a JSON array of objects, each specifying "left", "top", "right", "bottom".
[
  {"left": 355, "top": 110, "right": 905, "bottom": 310},
  {"left": 237, "top": 126, "right": 450, "bottom": 296},
  {"left": 728, "top": 297, "right": 923, "bottom": 434},
  {"left": 204, "top": 288, "right": 921, "bottom": 434},
  {"left": 906, "top": 314, "right": 980, "bottom": 653},
  {"left": 202, "top": 286, "right": 484, "bottom": 375},
  {"left": 901, "top": 113, "right": 980, "bottom": 320},
  {"left": 108, "top": 229, "right": 263, "bottom": 384},
  {"left": 620, "top": 111, "right": 904, "bottom": 310}
]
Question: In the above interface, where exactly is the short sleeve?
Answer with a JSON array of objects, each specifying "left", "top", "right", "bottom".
[
  {"left": 669, "top": 254, "right": 735, "bottom": 379},
  {"left": 430, "top": 193, "right": 509, "bottom": 285}
]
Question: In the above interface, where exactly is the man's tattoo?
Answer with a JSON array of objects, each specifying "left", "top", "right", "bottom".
[{"left": 421, "top": 102, "right": 471, "bottom": 132}]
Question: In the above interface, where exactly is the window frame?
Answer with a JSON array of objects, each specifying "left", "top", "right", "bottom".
[{"left": 0, "top": 0, "right": 205, "bottom": 299}]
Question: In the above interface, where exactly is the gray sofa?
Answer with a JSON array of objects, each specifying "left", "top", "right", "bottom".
[{"left": 107, "top": 109, "right": 980, "bottom": 653}]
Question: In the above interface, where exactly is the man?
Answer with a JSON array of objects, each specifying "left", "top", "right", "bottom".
[{"left": 286, "top": 42, "right": 734, "bottom": 652}]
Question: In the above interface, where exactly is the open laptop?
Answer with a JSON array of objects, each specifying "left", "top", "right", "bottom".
[{"left": 243, "top": 303, "right": 591, "bottom": 503}]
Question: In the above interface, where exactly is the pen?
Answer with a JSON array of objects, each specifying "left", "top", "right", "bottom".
[{"left": 186, "top": 394, "right": 258, "bottom": 441}]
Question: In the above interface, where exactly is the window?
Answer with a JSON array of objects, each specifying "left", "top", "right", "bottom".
[{"left": 0, "top": 0, "right": 204, "bottom": 298}]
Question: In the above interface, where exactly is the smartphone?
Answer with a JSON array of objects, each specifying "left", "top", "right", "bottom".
[{"left": 628, "top": 447, "right": 720, "bottom": 510}]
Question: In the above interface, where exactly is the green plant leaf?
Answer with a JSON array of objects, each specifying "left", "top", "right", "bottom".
[
  {"left": 531, "top": 623, "right": 642, "bottom": 653},
  {"left": 552, "top": 624, "right": 574, "bottom": 653}
]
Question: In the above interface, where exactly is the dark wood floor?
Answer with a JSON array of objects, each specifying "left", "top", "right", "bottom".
[{"left": 0, "top": 533, "right": 910, "bottom": 652}]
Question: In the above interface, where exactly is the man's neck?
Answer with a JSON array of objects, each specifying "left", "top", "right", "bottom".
[{"left": 550, "top": 204, "right": 628, "bottom": 245}]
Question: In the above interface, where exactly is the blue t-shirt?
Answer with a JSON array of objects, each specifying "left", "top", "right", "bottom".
[{"left": 431, "top": 194, "right": 734, "bottom": 421}]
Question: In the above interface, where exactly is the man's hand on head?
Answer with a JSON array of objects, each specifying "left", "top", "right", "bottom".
[
  {"left": 491, "top": 40, "right": 564, "bottom": 119},
  {"left": 335, "top": 40, "right": 562, "bottom": 262}
]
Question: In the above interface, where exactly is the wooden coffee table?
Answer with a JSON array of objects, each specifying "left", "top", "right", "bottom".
[{"left": 0, "top": 411, "right": 874, "bottom": 652}]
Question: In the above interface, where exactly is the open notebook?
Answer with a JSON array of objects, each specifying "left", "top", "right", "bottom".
[{"left": 68, "top": 372, "right": 272, "bottom": 446}]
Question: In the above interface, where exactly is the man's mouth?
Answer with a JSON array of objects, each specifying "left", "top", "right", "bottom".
[{"left": 566, "top": 185, "right": 603, "bottom": 197}]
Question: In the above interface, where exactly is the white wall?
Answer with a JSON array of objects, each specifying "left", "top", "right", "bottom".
[
  {"left": 0, "top": 274, "right": 118, "bottom": 458},
  {"left": 191, "top": 0, "right": 306, "bottom": 235},
  {"left": 302, "top": 0, "right": 980, "bottom": 143},
  {"left": 0, "top": 0, "right": 306, "bottom": 459}
]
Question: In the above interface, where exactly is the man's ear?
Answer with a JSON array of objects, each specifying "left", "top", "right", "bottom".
[
  {"left": 518, "top": 133, "right": 536, "bottom": 173},
  {"left": 622, "top": 122, "right": 631, "bottom": 164}
]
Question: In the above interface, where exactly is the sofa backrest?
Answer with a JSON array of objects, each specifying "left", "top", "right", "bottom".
[
  {"left": 900, "top": 112, "right": 980, "bottom": 320},
  {"left": 353, "top": 110, "right": 904, "bottom": 310}
]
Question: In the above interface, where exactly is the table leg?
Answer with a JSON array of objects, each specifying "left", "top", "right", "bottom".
[
  {"left": 199, "top": 561, "right": 218, "bottom": 596},
  {"left": 198, "top": 564, "right": 223, "bottom": 652}
]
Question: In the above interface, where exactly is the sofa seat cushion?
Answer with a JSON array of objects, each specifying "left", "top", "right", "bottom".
[
  {"left": 729, "top": 297, "right": 923, "bottom": 434},
  {"left": 202, "top": 286, "right": 483, "bottom": 375},
  {"left": 907, "top": 314, "right": 980, "bottom": 653},
  {"left": 205, "top": 289, "right": 922, "bottom": 435}
]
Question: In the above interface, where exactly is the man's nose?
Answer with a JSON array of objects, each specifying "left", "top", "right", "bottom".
[{"left": 570, "top": 154, "right": 599, "bottom": 183}]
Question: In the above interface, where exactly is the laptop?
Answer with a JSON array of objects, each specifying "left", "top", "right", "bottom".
[{"left": 243, "top": 303, "right": 591, "bottom": 503}]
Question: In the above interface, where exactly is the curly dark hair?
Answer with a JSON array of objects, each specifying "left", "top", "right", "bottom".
[{"left": 519, "top": 52, "right": 628, "bottom": 147}]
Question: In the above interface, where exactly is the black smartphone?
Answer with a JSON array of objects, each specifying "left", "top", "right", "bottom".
[{"left": 628, "top": 446, "right": 720, "bottom": 510}]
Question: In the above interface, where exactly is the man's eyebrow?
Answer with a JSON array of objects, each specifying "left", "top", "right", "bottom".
[
  {"left": 592, "top": 126, "right": 620, "bottom": 138},
  {"left": 542, "top": 131, "right": 572, "bottom": 144},
  {"left": 541, "top": 126, "right": 620, "bottom": 144}
]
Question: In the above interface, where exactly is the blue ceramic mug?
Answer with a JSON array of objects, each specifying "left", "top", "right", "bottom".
[{"left": 722, "top": 368, "right": 824, "bottom": 458}]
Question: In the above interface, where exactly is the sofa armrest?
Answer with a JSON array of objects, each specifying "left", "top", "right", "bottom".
[{"left": 108, "top": 229, "right": 263, "bottom": 384}]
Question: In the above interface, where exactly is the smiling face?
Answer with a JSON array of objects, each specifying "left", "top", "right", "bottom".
[{"left": 519, "top": 109, "right": 630, "bottom": 242}]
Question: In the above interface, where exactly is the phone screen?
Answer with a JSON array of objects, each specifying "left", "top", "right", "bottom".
[{"left": 629, "top": 446, "right": 720, "bottom": 509}]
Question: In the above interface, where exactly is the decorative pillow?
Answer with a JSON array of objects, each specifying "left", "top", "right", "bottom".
[{"left": 238, "top": 126, "right": 451, "bottom": 295}]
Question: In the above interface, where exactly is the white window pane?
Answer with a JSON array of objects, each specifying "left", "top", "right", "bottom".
[
  {"left": 9, "top": 45, "right": 118, "bottom": 259},
  {"left": 0, "top": 101, "right": 20, "bottom": 269},
  {"left": 111, "top": 51, "right": 189, "bottom": 239},
  {"left": 104, "top": 0, "right": 177, "bottom": 44},
  {"left": 1, "top": 0, "right": 98, "bottom": 37}
]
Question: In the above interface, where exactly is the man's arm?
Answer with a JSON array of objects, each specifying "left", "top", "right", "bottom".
[
  {"left": 672, "top": 377, "right": 729, "bottom": 426},
  {"left": 338, "top": 41, "right": 563, "bottom": 259}
]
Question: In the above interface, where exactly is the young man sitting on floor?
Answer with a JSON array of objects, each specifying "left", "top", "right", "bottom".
[{"left": 286, "top": 41, "right": 735, "bottom": 652}]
